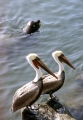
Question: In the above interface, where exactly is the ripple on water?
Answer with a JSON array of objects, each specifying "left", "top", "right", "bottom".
[{"left": 0, "top": 0, "right": 83, "bottom": 120}]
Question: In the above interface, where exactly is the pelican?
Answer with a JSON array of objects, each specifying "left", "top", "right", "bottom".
[
  {"left": 11, "top": 53, "right": 57, "bottom": 112},
  {"left": 42, "top": 51, "right": 76, "bottom": 100}
]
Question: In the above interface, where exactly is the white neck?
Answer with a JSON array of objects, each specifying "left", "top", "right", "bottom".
[
  {"left": 28, "top": 59, "right": 42, "bottom": 82},
  {"left": 52, "top": 54, "right": 65, "bottom": 76},
  {"left": 34, "top": 68, "right": 42, "bottom": 82}
]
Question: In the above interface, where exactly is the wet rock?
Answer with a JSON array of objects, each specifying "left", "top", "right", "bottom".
[{"left": 21, "top": 98, "right": 76, "bottom": 120}]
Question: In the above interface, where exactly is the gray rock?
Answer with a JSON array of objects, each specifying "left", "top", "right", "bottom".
[{"left": 21, "top": 98, "right": 76, "bottom": 120}]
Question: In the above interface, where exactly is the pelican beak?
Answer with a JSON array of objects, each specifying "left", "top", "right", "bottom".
[
  {"left": 59, "top": 54, "right": 76, "bottom": 70},
  {"left": 34, "top": 57, "right": 58, "bottom": 79}
]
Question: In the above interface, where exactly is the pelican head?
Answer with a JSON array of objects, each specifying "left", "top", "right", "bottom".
[
  {"left": 26, "top": 53, "right": 58, "bottom": 79},
  {"left": 52, "top": 51, "right": 76, "bottom": 70}
]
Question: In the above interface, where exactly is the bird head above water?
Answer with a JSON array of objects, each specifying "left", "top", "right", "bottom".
[{"left": 23, "top": 19, "right": 41, "bottom": 34}]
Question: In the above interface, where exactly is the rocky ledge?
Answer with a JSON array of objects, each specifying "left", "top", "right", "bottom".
[{"left": 21, "top": 98, "right": 76, "bottom": 120}]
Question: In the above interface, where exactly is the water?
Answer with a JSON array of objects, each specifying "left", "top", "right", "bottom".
[{"left": 0, "top": 0, "right": 83, "bottom": 120}]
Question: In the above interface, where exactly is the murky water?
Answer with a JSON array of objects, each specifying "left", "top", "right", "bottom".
[{"left": 0, "top": 0, "right": 83, "bottom": 120}]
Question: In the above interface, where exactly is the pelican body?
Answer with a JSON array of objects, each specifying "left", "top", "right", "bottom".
[
  {"left": 11, "top": 53, "right": 57, "bottom": 112},
  {"left": 42, "top": 51, "right": 76, "bottom": 99}
]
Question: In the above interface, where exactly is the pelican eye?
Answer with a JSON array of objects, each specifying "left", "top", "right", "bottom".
[
  {"left": 58, "top": 54, "right": 64, "bottom": 63},
  {"left": 34, "top": 57, "right": 40, "bottom": 61}
]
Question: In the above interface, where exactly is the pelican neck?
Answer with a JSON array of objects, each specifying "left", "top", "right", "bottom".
[
  {"left": 52, "top": 54, "right": 65, "bottom": 76},
  {"left": 33, "top": 68, "right": 42, "bottom": 82}
]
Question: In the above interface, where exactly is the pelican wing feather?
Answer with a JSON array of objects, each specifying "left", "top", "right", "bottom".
[{"left": 12, "top": 81, "right": 40, "bottom": 112}]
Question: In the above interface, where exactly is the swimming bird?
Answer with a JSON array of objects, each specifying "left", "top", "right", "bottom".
[
  {"left": 23, "top": 20, "right": 41, "bottom": 34},
  {"left": 11, "top": 53, "right": 57, "bottom": 112},
  {"left": 42, "top": 51, "right": 76, "bottom": 100}
]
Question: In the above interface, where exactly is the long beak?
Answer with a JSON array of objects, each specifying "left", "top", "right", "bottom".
[
  {"left": 37, "top": 58, "right": 58, "bottom": 79},
  {"left": 61, "top": 55, "right": 76, "bottom": 70}
]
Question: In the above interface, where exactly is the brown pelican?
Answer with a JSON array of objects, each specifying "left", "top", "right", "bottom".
[
  {"left": 11, "top": 53, "right": 57, "bottom": 112},
  {"left": 23, "top": 20, "right": 41, "bottom": 34},
  {"left": 42, "top": 51, "right": 76, "bottom": 100}
]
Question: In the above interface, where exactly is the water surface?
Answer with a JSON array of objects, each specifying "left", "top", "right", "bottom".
[{"left": 0, "top": 0, "right": 83, "bottom": 120}]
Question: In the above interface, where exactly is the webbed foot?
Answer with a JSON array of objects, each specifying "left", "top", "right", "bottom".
[{"left": 26, "top": 106, "right": 38, "bottom": 115}]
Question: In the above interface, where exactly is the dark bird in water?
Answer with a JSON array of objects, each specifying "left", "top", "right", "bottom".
[
  {"left": 11, "top": 53, "right": 57, "bottom": 112},
  {"left": 23, "top": 20, "right": 41, "bottom": 34},
  {"left": 42, "top": 51, "right": 76, "bottom": 100}
]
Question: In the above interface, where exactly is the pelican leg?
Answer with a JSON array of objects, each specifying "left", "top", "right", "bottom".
[{"left": 50, "top": 94, "right": 59, "bottom": 102}]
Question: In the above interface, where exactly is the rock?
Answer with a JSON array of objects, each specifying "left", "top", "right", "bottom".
[{"left": 21, "top": 98, "right": 76, "bottom": 120}]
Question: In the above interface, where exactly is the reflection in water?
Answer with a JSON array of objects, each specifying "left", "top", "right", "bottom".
[{"left": 0, "top": 0, "right": 83, "bottom": 120}]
